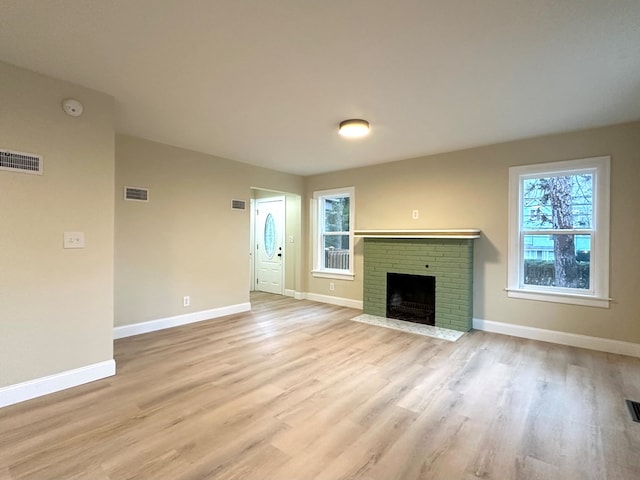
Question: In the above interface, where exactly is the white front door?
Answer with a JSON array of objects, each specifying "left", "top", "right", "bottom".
[{"left": 255, "top": 197, "right": 284, "bottom": 294}]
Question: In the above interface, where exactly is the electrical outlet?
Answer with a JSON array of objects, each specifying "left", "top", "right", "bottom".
[
  {"left": 329, "top": 282, "right": 335, "bottom": 291},
  {"left": 183, "top": 296, "right": 190, "bottom": 307},
  {"left": 412, "top": 209, "right": 419, "bottom": 220},
  {"left": 288, "top": 235, "right": 294, "bottom": 243},
  {"left": 63, "top": 231, "right": 85, "bottom": 249}
]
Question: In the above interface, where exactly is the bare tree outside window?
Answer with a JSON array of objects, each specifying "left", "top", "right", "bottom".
[
  {"left": 522, "top": 173, "right": 593, "bottom": 289},
  {"left": 508, "top": 156, "right": 609, "bottom": 307}
]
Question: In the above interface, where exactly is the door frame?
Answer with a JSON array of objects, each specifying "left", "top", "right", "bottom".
[
  {"left": 252, "top": 195, "right": 285, "bottom": 294},
  {"left": 249, "top": 198, "right": 255, "bottom": 291}
]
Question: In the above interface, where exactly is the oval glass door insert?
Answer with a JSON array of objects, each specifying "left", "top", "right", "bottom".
[{"left": 264, "top": 213, "right": 276, "bottom": 259}]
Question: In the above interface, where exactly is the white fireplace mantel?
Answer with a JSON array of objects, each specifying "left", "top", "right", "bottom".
[{"left": 354, "top": 229, "right": 481, "bottom": 239}]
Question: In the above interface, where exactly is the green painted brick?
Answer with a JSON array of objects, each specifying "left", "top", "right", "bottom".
[{"left": 363, "top": 237, "right": 475, "bottom": 332}]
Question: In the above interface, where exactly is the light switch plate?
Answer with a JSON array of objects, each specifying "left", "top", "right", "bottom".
[{"left": 64, "top": 232, "right": 85, "bottom": 249}]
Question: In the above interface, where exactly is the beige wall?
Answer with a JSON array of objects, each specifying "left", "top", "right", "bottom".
[
  {"left": 304, "top": 121, "right": 640, "bottom": 343},
  {"left": 0, "top": 63, "right": 115, "bottom": 387},
  {"left": 115, "top": 135, "right": 302, "bottom": 327},
  {"left": 285, "top": 193, "right": 302, "bottom": 293}
]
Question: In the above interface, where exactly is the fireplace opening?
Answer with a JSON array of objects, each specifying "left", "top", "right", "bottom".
[{"left": 386, "top": 273, "right": 435, "bottom": 325}]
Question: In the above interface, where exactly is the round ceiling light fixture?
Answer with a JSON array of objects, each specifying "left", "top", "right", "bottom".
[{"left": 338, "top": 119, "right": 370, "bottom": 138}]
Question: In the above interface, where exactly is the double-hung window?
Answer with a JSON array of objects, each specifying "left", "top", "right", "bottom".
[
  {"left": 312, "top": 187, "right": 355, "bottom": 279},
  {"left": 508, "top": 156, "right": 610, "bottom": 307}
]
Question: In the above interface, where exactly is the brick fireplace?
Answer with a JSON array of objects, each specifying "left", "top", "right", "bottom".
[{"left": 357, "top": 230, "right": 480, "bottom": 332}]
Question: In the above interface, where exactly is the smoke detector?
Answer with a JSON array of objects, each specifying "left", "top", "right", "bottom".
[{"left": 62, "top": 98, "right": 83, "bottom": 117}]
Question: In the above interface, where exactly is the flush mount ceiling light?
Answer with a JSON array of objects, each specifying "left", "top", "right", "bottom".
[{"left": 338, "top": 119, "right": 370, "bottom": 138}]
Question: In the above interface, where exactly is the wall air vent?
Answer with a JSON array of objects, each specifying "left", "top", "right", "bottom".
[
  {"left": 627, "top": 399, "right": 640, "bottom": 423},
  {"left": 124, "top": 186, "right": 149, "bottom": 202},
  {"left": 231, "top": 199, "right": 247, "bottom": 211},
  {"left": 0, "top": 149, "right": 43, "bottom": 175}
]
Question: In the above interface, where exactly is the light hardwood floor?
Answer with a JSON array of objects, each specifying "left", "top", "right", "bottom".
[{"left": 1, "top": 292, "right": 639, "bottom": 479}]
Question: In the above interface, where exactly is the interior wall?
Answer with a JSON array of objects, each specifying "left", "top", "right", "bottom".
[
  {"left": 304, "top": 121, "right": 640, "bottom": 343},
  {"left": 285, "top": 193, "right": 302, "bottom": 294},
  {"left": 0, "top": 62, "right": 115, "bottom": 388},
  {"left": 115, "top": 135, "right": 303, "bottom": 327}
]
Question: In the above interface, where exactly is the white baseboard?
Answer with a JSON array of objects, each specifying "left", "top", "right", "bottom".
[
  {"left": 304, "top": 292, "right": 363, "bottom": 310},
  {"left": 114, "top": 302, "right": 251, "bottom": 339},
  {"left": 0, "top": 359, "right": 116, "bottom": 409},
  {"left": 285, "top": 289, "right": 307, "bottom": 300},
  {"left": 473, "top": 318, "right": 640, "bottom": 358}
]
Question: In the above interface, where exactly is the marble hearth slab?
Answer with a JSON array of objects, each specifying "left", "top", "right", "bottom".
[{"left": 350, "top": 314, "right": 465, "bottom": 341}]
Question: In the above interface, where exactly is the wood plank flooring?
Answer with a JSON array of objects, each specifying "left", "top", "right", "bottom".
[{"left": 1, "top": 292, "right": 639, "bottom": 479}]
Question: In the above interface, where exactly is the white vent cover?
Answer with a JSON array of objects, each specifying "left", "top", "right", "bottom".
[
  {"left": 124, "top": 186, "right": 149, "bottom": 202},
  {"left": 0, "top": 149, "right": 43, "bottom": 175},
  {"left": 231, "top": 199, "right": 247, "bottom": 211}
]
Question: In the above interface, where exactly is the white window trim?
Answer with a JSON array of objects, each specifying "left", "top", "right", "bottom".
[
  {"left": 311, "top": 187, "right": 355, "bottom": 280},
  {"left": 507, "top": 156, "right": 610, "bottom": 308}
]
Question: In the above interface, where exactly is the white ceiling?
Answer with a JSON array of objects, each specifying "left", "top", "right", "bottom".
[{"left": 1, "top": 1, "right": 639, "bottom": 176}]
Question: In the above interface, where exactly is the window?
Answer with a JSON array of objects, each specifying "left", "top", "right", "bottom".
[
  {"left": 508, "top": 156, "right": 610, "bottom": 308},
  {"left": 312, "top": 187, "right": 355, "bottom": 279}
]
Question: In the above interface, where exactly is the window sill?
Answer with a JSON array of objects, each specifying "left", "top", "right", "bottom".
[
  {"left": 506, "top": 288, "right": 610, "bottom": 308},
  {"left": 312, "top": 270, "right": 355, "bottom": 281}
]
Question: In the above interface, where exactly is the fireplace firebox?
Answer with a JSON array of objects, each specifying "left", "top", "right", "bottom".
[{"left": 386, "top": 273, "right": 435, "bottom": 325}]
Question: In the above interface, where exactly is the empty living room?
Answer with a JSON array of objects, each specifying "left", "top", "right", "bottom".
[{"left": 1, "top": 1, "right": 639, "bottom": 479}]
